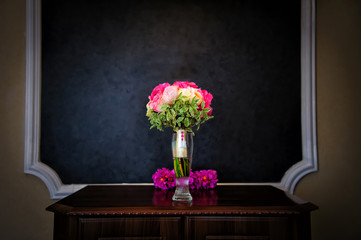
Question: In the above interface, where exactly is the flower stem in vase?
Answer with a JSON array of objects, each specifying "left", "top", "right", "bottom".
[{"left": 174, "top": 157, "right": 191, "bottom": 178}]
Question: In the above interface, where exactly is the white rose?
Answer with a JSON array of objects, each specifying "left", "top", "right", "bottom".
[{"left": 179, "top": 87, "right": 194, "bottom": 102}]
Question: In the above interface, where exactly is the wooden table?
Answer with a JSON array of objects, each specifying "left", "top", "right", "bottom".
[{"left": 47, "top": 185, "right": 317, "bottom": 240}]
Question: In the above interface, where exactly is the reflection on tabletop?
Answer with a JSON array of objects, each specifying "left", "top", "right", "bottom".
[{"left": 152, "top": 189, "right": 218, "bottom": 207}]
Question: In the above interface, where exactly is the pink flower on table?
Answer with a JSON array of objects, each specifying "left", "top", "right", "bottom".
[
  {"left": 197, "top": 170, "right": 218, "bottom": 189},
  {"left": 151, "top": 168, "right": 218, "bottom": 190},
  {"left": 191, "top": 171, "right": 203, "bottom": 190},
  {"left": 152, "top": 168, "right": 176, "bottom": 190},
  {"left": 173, "top": 81, "right": 198, "bottom": 89},
  {"left": 189, "top": 170, "right": 196, "bottom": 190}
]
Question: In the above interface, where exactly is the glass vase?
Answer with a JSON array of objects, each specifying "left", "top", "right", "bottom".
[{"left": 172, "top": 129, "right": 193, "bottom": 201}]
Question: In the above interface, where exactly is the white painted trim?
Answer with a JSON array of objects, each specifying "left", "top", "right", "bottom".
[
  {"left": 278, "top": 0, "right": 318, "bottom": 193},
  {"left": 24, "top": 0, "right": 87, "bottom": 199},
  {"left": 24, "top": 0, "right": 317, "bottom": 199}
]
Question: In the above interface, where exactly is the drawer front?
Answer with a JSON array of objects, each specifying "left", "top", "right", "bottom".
[
  {"left": 79, "top": 217, "right": 182, "bottom": 240},
  {"left": 98, "top": 238, "right": 162, "bottom": 240},
  {"left": 187, "top": 216, "right": 292, "bottom": 240}
]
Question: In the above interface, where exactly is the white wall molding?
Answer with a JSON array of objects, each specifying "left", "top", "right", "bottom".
[
  {"left": 24, "top": 0, "right": 86, "bottom": 199},
  {"left": 278, "top": 0, "right": 318, "bottom": 193},
  {"left": 24, "top": 0, "right": 317, "bottom": 198}
]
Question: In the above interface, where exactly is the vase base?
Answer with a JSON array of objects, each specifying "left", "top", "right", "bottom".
[
  {"left": 172, "top": 193, "right": 192, "bottom": 201},
  {"left": 172, "top": 177, "right": 192, "bottom": 201}
]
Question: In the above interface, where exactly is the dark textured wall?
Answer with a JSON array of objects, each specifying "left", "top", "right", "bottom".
[{"left": 41, "top": 0, "right": 301, "bottom": 184}]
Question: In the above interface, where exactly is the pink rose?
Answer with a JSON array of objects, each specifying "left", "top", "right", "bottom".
[
  {"left": 200, "top": 90, "right": 213, "bottom": 116},
  {"left": 148, "top": 83, "right": 171, "bottom": 112},
  {"left": 149, "top": 83, "right": 170, "bottom": 101},
  {"left": 148, "top": 94, "right": 164, "bottom": 112},
  {"left": 173, "top": 81, "right": 198, "bottom": 89},
  {"left": 161, "top": 86, "right": 179, "bottom": 104},
  {"left": 201, "top": 89, "right": 213, "bottom": 108}
]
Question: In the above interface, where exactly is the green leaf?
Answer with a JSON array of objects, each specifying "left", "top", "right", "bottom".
[
  {"left": 160, "top": 104, "right": 169, "bottom": 111},
  {"left": 193, "top": 98, "right": 199, "bottom": 105},
  {"left": 177, "top": 116, "right": 184, "bottom": 123},
  {"left": 201, "top": 101, "right": 205, "bottom": 109},
  {"left": 195, "top": 111, "right": 201, "bottom": 119},
  {"left": 171, "top": 109, "right": 176, "bottom": 117},
  {"left": 184, "top": 118, "right": 190, "bottom": 127},
  {"left": 189, "top": 107, "right": 194, "bottom": 117}
]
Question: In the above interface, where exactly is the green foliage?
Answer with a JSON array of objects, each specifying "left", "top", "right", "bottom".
[{"left": 148, "top": 95, "right": 213, "bottom": 134}]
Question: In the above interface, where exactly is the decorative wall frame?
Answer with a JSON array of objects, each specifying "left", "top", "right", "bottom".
[{"left": 25, "top": 0, "right": 317, "bottom": 199}]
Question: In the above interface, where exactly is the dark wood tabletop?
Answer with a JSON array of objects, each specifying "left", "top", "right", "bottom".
[{"left": 46, "top": 185, "right": 317, "bottom": 216}]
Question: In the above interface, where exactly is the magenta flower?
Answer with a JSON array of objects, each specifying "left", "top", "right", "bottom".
[
  {"left": 189, "top": 170, "right": 196, "bottom": 190},
  {"left": 152, "top": 168, "right": 176, "bottom": 190},
  {"left": 196, "top": 170, "right": 218, "bottom": 189},
  {"left": 152, "top": 168, "right": 218, "bottom": 190}
]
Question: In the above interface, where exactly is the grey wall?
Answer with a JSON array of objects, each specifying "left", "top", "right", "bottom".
[{"left": 41, "top": 0, "right": 301, "bottom": 184}]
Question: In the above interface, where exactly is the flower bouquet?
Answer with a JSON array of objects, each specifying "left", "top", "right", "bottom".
[
  {"left": 146, "top": 81, "right": 214, "bottom": 201},
  {"left": 146, "top": 81, "right": 213, "bottom": 134}
]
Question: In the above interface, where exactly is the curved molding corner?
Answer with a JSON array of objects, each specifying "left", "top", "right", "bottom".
[
  {"left": 278, "top": 0, "right": 317, "bottom": 193},
  {"left": 25, "top": 0, "right": 86, "bottom": 199},
  {"left": 25, "top": 0, "right": 317, "bottom": 199}
]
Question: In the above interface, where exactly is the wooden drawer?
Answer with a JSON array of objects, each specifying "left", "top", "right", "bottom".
[
  {"left": 186, "top": 216, "right": 292, "bottom": 240},
  {"left": 79, "top": 217, "right": 182, "bottom": 240}
]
